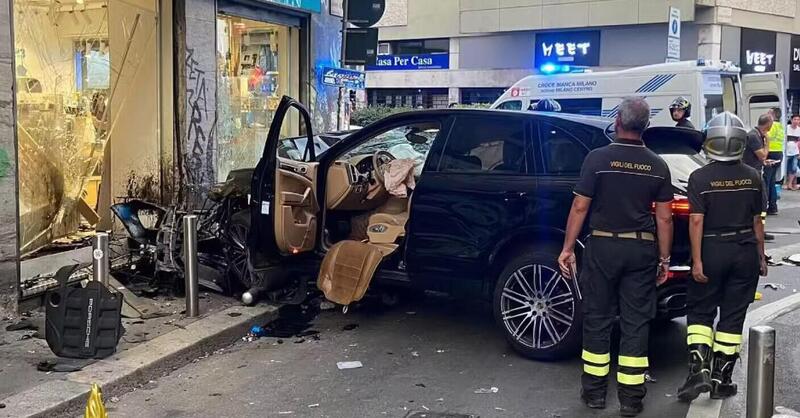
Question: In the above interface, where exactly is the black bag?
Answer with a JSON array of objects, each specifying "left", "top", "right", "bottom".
[{"left": 45, "top": 265, "right": 124, "bottom": 359}]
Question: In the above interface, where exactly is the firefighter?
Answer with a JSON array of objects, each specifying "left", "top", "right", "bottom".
[
  {"left": 670, "top": 97, "right": 695, "bottom": 129},
  {"left": 677, "top": 112, "right": 768, "bottom": 402},
  {"left": 558, "top": 97, "right": 674, "bottom": 417},
  {"left": 530, "top": 98, "right": 562, "bottom": 112}
]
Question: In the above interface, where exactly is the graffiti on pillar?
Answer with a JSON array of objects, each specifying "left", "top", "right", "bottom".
[{"left": 185, "top": 48, "right": 215, "bottom": 192}]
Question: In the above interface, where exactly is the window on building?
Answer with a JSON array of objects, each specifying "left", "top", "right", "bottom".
[
  {"left": 440, "top": 116, "right": 526, "bottom": 173},
  {"left": 368, "top": 88, "right": 449, "bottom": 109},
  {"left": 540, "top": 122, "right": 589, "bottom": 176},
  {"left": 460, "top": 88, "right": 507, "bottom": 106},
  {"left": 388, "top": 38, "right": 449, "bottom": 55}
]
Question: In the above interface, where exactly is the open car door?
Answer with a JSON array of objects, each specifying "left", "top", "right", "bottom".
[
  {"left": 741, "top": 72, "right": 787, "bottom": 179},
  {"left": 248, "top": 96, "right": 321, "bottom": 273}
]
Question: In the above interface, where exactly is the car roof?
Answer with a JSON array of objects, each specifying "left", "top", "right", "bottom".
[{"left": 375, "top": 108, "right": 613, "bottom": 131}]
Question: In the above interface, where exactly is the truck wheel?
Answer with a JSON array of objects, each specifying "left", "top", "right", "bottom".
[{"left": 493, "top": 249, "right": 582, "bottom": 361}]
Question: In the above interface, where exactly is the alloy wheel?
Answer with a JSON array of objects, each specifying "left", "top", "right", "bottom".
[
  {"left": 499, "top": 264, "right": 576, "bottom": 350},
  {"left": 226, "top": 221, "right": 252, "bottom": 289}
]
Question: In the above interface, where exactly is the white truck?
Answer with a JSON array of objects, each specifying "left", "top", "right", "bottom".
[{"left": 491, "top": 60, "right": 785, "bottom": 130}]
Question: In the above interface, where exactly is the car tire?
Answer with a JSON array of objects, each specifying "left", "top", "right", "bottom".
[
  {"left": 493, "top": 248, "right": 582, "bottom": 361},
  {"left": 224, "top": 209, "right": 252, "bottom": 292}
]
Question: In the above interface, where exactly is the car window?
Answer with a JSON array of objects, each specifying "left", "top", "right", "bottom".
[
  {"left": 440, "top": 116, "right": 526, "bottom": 174},
  {"left": 497, "top": 100, "right": 522, "bottom": 111},
  {"left": 540, "top": 122, "right": 589, "bottom": 176},
  {"left": 278, "top": 135, "right": 332, "bottom": 161}
]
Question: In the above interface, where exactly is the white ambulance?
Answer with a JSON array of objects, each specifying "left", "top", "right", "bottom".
[{"left": 491, "top": 60, "right": 785, "bottom": 130}]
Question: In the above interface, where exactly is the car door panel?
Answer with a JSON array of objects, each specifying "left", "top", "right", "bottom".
[
  {"left": 405, "top": 115, "right": 535, "bottom": 290},
  {"left": 249, "top": 96, "right": 318, "bottom": 270},
  {"left": 275, "top": 159, "right": 319, "bottom": 254}
]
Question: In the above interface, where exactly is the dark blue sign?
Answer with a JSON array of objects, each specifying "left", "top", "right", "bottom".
[
  {"left": 366, "top": 53, "right": 449, "bottom": 71},
  {"left": 321, "top": 67, "right": 366, "bottom": 89}
]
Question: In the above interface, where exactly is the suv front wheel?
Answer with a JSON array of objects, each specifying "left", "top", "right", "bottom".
[{"left": 493, "top": 249, "right": 582, "bottom": 361}]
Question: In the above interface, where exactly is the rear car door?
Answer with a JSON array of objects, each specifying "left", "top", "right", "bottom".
[
  {"left": 249, "top": 96, "right": 320, "bottom": 270},
  {"left": 741, "top": 72, "right": 787, "bottom": 180},
  {"left": 405, "top": 113, "right": 534, "bottom": 292}
]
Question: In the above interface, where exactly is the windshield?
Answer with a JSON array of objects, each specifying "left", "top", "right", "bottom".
[
  {"left": 278, "top": 135, "right": 343, "bottom": 161},
  {"left": 658, "top": 153, "right": 707, "bottom": 186}
]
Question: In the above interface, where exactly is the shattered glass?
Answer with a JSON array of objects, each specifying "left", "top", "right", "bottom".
[{"left": 13, "top": 0, "right": 160, "bottom": 255}]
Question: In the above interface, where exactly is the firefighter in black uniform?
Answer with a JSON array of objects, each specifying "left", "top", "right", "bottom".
[
  {"left": 677, "top": 112, "right": 768, "bottom": 402},
  {"left": 559, "top": 97, "right": 674, "bottom": 417},
  {"left": 670, "top": 97, "right": 695, "bottom": 129}
]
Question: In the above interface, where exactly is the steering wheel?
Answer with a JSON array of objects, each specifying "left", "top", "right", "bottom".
[{"left": 372, "top": 150, "right": 396, "bottom": 184}]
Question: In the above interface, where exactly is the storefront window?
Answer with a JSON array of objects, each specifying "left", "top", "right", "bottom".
[
  {"left": 13, "top": 0, "right": 163, "bottom": 260},
  {"left": 216, "top": 15, "right": 299, "bottom": 182}
]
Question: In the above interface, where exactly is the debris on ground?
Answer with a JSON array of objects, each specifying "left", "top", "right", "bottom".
[
  {"left": 495, "top": 407, "right": 506, "bottom": 412},
  {"left": 308, "top": 404, "right": 320, "bottom": 408},
  {"left": 784, "top": 254, "right": 800, "bottom": 266},
  {"left": 764, "top": 283, "right": 786, "bottom": 290},
  {"left": 227, "top": 312, "right": 242, "bottom": 317},
  {"left": 36, "top": 359, "right": 87, "bottom": 373},
  {"left": 755, "top": 291, "right": 763, "bottom": 301},
  {"left": 775, "top": 406, "right": 800, "bottom": 417},
  {"left": 435, "top": 349, "right": 446, "bottom": 353},
  {"left": 474, "top": 387, "right": 499, "bottom": 394},
  {"left": 320, "top": 301, "right": 336, "bottom": 310},
  {"left": 415, "top": 383, "right": 426, "bottom": 388},
  {"left": 411, "top": 351, "right": 420, "bottom": 357},
  {"left": 644, "top": 372, "right": 657, "bottom": 383},
  {"left": 342, "top": 323, "right": 359, "bottom": 331},
  {"left": 109, "top": 396, "right": 120, "bottom": 403},
  {"left": 337, "top": 361, "right": 363, "bottom": 370},
  {"left": 5, "top": 319, "right": 40, "bottom": 332}
]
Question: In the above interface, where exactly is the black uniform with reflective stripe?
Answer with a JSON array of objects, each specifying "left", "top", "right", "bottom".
[
  {"left": 685, "top": 161, "right": 764, "bottom": 366},
  {"left": 575, "top": 139, "right": 672, "bottom": 407},
  {"left": 575, "top": 139, "right": 674, "bottom": 232}
]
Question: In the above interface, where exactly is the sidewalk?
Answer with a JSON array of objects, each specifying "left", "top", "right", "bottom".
[
  {"left": 768, "top": 308, "right": 800, "bottom": 414},
  {"left": 0, "top": 294, "right": 276, "bottom": 418}
]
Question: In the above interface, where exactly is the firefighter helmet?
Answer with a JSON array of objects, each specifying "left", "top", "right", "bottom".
[
  {"left": 669, "top": 96, "right": 692, "bottom": 118},
  {"left": 532, "top": 98, "right": 562, "bottom": 112},
  {"left": 703, "top": 112, "right": 747, "bottom": 162}
]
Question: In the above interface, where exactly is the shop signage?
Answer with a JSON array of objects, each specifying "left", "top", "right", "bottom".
[
  {"left": 366, "top": 53, "right": 449, "bottom": 70},
  {"left": 740, "top": 28, "right": 776, "bottom": 74},
  {"left": 534, "top": 30, "right": 601, "bottom": 68},
  {"left": 666, "top": 7, "right": 681, "bottom": 62},
  {"left": 264, "top": 0, "right": 321, "bottom": 13},
  {"left": 790, "top": 35, "right": 800, "bottom": 89},
  {"left": 321, "top": 66, "right": 366, "bottom": 89}
]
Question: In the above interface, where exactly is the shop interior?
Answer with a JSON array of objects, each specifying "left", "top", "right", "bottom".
[
  {"left": 216, "top": 14, "right": 300, "bottom": 183},
  {"left": 13, "top": 0, "right": 164, "bottom": 289}
]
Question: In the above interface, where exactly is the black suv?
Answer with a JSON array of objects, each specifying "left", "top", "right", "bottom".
[{"left": 243, "top": 96, "right": 704, "bottom": 360}]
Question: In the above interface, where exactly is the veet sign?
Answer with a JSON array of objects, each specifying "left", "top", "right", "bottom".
[
  {"left": 264, "top": 0, "right": 321, "bottom": 13},
  {"left": 535, "top": 30, "right": 600, "bottom": 69},
  {"left": 366, "top": 53, "right": 449, "bottom": 71}
]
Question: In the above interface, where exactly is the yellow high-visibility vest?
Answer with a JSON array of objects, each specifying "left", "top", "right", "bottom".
[{"left": 768, "top": 123, "right": 785, "bottom": 152}]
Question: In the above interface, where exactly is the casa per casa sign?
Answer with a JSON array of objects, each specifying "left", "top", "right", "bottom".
[{"left": 366, "top": 53, "right": 449, "bottom": 71}]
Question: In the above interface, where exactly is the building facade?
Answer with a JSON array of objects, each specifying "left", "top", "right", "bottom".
[
  {"left": 367, "top": 0, "right": 800, "bottom": 111},
  {"left": 0, "top": 0, "right": 344, "bottom": 316}
]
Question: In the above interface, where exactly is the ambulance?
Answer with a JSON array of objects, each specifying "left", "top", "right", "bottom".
[{"left": 491, "top": 60, "right": 785, "bottom": 130}]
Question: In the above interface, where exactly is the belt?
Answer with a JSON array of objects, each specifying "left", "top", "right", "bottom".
[
  {"left": 591, "top": 230, "right": 655, "bottom": 241},
  {"left": 703, "top": 228, "right": 753, "bottom": 238}
]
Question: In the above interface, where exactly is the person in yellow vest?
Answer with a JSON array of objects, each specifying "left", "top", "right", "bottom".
[{"left": 764, "top": 107, "right": 784, "bottom": 215}]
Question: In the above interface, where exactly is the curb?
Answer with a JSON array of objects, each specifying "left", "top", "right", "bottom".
[
  {"left": 685, "top": 292, "right": 800, "bottom": 418},
  {"left": 0, "top": 304, "right": 278, "bottom": 418}
]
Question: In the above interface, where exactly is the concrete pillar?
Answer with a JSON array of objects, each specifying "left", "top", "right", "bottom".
[
  {"left": 0, "top": 0, "right": 19, "bottom": 317},
  {"left": 175, "top": 0, "right": 217, "bottom": 206},
  {"left": 698, "top": 23, "right": 723, "bottom": 61},
  {"left": 448, "top": 88, "right": 461, "bottom": 105}
]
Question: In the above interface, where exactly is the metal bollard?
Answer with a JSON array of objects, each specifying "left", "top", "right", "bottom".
[
  {"left": 183, "top": 215, "right": 200, "bottom": 317},
  {"left": 92, "top": 232, "right": 110, "bottom": 286},
  {"left": 746, "top": 325, "right": 776, "bottom": 418}
]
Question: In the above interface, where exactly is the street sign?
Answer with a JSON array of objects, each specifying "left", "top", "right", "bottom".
[
  {"left": 321, "top": 66, "right": 366, "bottom": 89},
  {"left": 667, "top": 7, "right": 681, "bottom": 62}
]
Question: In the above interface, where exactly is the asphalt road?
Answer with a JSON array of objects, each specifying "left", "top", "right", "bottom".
[{"left": 110, "top": 197, "right": 800, "bottom": 418}]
